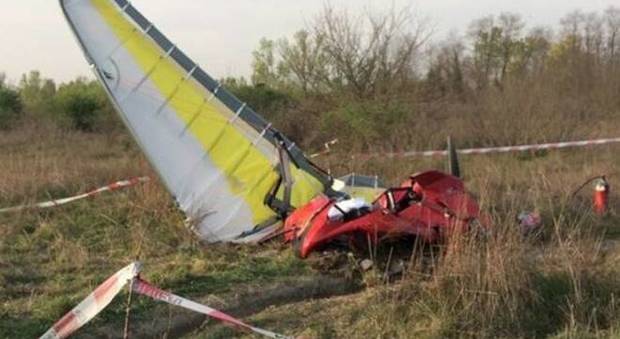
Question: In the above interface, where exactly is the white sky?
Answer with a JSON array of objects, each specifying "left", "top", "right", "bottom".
[{"left": 0, "top": 0, "right": 617, "bottom": 83}]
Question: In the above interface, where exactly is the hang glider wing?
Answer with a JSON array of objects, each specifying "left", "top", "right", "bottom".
[{"left": 59, "top": 0, "right": 332, "bottom": 242}]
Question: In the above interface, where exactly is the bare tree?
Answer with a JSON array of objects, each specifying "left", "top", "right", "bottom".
[
  {"left": 426, "top": 34, "right": 466, "bottom": 96},
  {"left": 561, "top": 10, "right": 586, "bottom": 52},
  {"left": 605, "top": 6, "right": 620, "bottom": 62},
  {"left": 311, "top": 4, "right": 429, "bottom": 98},
  {"left": 251, "top": 38, "right": 280, "bottom": 87},
  {"left": 583, "top": 12, "right": 604, "bottom": 59}
]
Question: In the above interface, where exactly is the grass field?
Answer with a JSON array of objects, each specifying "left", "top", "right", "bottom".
[{"left": 1, "top": 122, "right": 619, "bottom": 338}]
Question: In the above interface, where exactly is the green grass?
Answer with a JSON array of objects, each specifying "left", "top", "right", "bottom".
[
  {"left": 0, "top": 192, "right": 311, "bottom": 337},
  {"left": 1, "top": 125, "right": 620, "bottom": 338}
]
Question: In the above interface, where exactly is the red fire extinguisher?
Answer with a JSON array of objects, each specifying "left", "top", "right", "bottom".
[{"left": 593, "top": 176, "right": 610, "bottom": 215}]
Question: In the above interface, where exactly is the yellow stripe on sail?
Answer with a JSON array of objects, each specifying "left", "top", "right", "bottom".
[{"left": 92, "top": 0, "right": 323, "bottom": 226}]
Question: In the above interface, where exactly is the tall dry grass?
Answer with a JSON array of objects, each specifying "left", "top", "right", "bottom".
[
  {"left": 354, "top": 224, "right": 620, "bottom": 338},
  {"left": 0, "top": 119, "right": 150, "bottom": 204},
  {"left": 332, "top": 147, "right": 620, "bottom": 338}
]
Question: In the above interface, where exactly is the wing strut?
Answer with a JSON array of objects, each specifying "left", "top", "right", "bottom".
[{"left": 265, "top": 133, "right": 296, "bottom": 219}]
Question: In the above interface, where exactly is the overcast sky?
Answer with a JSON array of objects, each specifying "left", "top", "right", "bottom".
[{"left": 1, "top": 0, "right": 617, "bottom": 83}]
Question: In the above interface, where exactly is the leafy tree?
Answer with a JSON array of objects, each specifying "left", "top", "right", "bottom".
[
  {"left": 425, "top": 37, "right": 466, "bottom": 97},
  {"left": 0, "top": 84, "right": 22, "bottom": 129},
  {"left": 497, "top": 13, "right": 526, "bottom": 81},
  {"left": 512, "top": 27, "right": 552, "bottom": 75},
  {"left": 19, "top": 70, "right": 56, "bottom": 115},
  {"left": 468, "top": 14, "right": 526, "bottom": 88},
  {"left": 251, "top": 38, "right": 283, "bottom": 88}
]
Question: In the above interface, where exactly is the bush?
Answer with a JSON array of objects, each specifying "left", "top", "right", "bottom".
[
  {"left": 0, "top": 86, "right": 22, "bottom": 129},
  {"left": 54, "top": 78, "right": 111, "bottom": 132},
  {"left": 223, "top": 78, "right": 293, "bottom": 118},
  {"left": 320, "top": 99, "right": 410, "bottom": 150}
]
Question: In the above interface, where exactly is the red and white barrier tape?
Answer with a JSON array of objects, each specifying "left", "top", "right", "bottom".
[
  {"left": 382, "top": 137, "right": 620, "bottom": 158},
  {"left": 40, "top": 263, "right": 290, "bottom": 339},
  {"left": 309, "top": 139, "right": 339, "bottom": 158},
  {"left": 40, "top": 262, "right": 142, "bottom": 339},
  {"left": 133, "top": 279, "right": 291, "bottom": 339},
  {"left": 0, "top": 177, "right": 150, "bottom": 214}
]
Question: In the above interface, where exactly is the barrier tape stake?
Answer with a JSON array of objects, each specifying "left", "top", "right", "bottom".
[
  {"left": 39, "top": 262, "right": 142, "bottom": 339},
  {"left": 123, "top": 278, "right": 136, "bottom": 339}
]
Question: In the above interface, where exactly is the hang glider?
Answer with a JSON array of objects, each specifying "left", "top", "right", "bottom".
[
  {"left": 60, "top": 0, "right": 483, "bottom": 257},
  {"left": 60, "top": 0, "right": 336, "bottom": 242}
]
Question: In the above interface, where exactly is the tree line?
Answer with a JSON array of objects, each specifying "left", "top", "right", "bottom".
[
  {"left": 230, "top": 5, "right": 620, "bottom": 150},
  {"left": 2, "top": 5, "right": 619, "bottom": 151},
  {"left": 0, "top": 71, "right": 115, "bottom": 132}
]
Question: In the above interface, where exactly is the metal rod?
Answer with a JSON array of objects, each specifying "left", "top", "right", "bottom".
[{"left": 123, "top": 278, "right": 136, "bottom": 339}]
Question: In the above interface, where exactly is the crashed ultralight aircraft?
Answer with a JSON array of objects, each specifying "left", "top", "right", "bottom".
[{"left": 60, "top": 0, "right": 482, "bottom": 258}]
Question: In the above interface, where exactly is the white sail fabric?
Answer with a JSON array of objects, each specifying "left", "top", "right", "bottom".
[{"left": 60, "top": 0, "right": 330, "bottom": 242}]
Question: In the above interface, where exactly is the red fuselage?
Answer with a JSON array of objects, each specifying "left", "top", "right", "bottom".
[{"left": 285, "top": 171, "right": 482, "bottom": 258}]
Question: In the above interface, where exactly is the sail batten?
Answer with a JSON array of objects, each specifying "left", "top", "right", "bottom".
[{"left": 60, "top": 0, "right": 331, "bottom": 242}]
